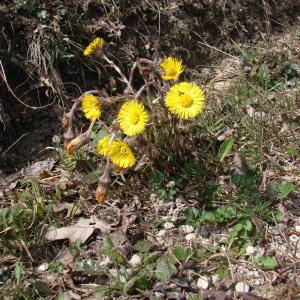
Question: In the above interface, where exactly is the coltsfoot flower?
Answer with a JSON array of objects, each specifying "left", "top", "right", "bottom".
[
  {"left": 109, "top": 141, "right": 136, "bottom": 169},
  {"left": 165, "top": 82, "right": 205, "bottom": 120},
  {"left": 82, "top": 94, "right": 101, "bottom": 121},
  {"left": 118, "top": 100, "right": 149, "bottom": 136},
  {"left": 96, "top": 136, "right": 111, "bottom": 156},
  {"left": 83, "top": 37, "right": 105, "bottom": 56},
  {"left": 160, "top": 57, "right": 183, "bottom": 81}
]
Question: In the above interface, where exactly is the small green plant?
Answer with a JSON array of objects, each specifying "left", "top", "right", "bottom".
[{"left": 61, "top": 38, "right": 206, "bottom": 204}]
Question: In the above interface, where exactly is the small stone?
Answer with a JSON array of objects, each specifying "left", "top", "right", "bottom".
[
  {"left": 295, "top": 225, "right": 300, "bottom": 233},
  {"left": 185, "top": 233, "right": 196, "bottom": 241},
  {"left": 235, "top": 281, "right": 250, "bottom": 293},
  {"left": 37, "top": 263, "right": 48, "bottom": 272},
  {"left": 197, "top": 275, "right": 210, "bottom": 290},
  {"left": 164, "top": 222, "right": 175, "bottom": 230},
  {"left": 157, "top": 229, "right": 166, "bottom": 237},
  {"left": 99, "top": 256, "right": 112, "bottom": 266},
  {"left": 109, "top": 269, "right": 118, "bottom": 277},
  {"left": 212, "top": 274, "right": 219, "bottom": 285},
  {"left": 180, "top": 225, "right": 194, "bottom": 234},
  {"left": 289, "top": 234, "right": 299, "bottom": 243},
  {"left": 129, "top": 254, "right": 142, "bottom": 268},
  {"left": 150, "top": 193, "right": 157, "bottom": 202},
  {"left": 246, "top": 245, "right": 256, "bottom": 255}
]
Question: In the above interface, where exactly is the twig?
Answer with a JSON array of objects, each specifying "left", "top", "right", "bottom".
[
  {"left": 2, "top": 133, "right": 29, "bottom": 155},
  {"left": 0, "top": 59, "right": 55, "bottom": 110},
  {"left": 103, "top": 54, "right": 134, "bottom": 93},
  {"left": 194, "top": 33, "right": 238, "bottom": 59}
]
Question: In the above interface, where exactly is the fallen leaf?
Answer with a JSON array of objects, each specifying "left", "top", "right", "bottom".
[
  {"left": 54, "top": 247, "right": 75, "bottom": 268},
  {"left": 45, "top": 216, "right": 110, "bottom": 243}
]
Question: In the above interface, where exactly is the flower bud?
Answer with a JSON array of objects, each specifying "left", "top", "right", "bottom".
[
  {"left": 62, "top": 113, "right": 70, "bottom": 131},
  {"left": 66, "top": 132, "right": 90, "bottom": 155},
  {"left": 95, "top": 171, "right": 111, "bottom": 204},
  {"left": 95, "top": 183, "right": 108, "bottom": 204}
]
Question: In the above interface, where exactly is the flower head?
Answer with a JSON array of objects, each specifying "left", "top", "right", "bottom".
[
  {"left": 165, "top": 82, "right": 205, "bottom": 120},
  {"left": 83, "top": 37, "right": 105, "bottom": 56},
  {"left": 118, "top": 100, "right": 149, "bottom": 136},
  {"left": 96, "top": 136, "right": 111, "bottom": 156},
  {"left": 108, "top": 141, "right": 136, "bottom": 169},
  {"left": 160, "top": 57, "right": 183, "bottom": 81},
  {"left": 82, "top": 94, "right": 101, "bottom": 121}
]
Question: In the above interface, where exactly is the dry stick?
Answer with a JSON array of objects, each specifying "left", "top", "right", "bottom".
[
  {"left": 0, "top": 59, "right": 55, "bottom": 110},
  {"left": 193, "top": 32, "right": 238, "bottom": 60},
  {"left": 2, "top": 133, "right": 29, "bottom": 155},
  {"left": 103, "top": 54, "right": 134, "bottom": 93}
]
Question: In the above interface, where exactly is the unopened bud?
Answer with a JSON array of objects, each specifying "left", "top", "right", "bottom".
[
  {"left": 95, "top": 183, "right": 108, "bottom": 204},
  {"left": 62, "top": 113, "right": 71, "bottom": 131},
  {"left": 66, "top": 132, "right": 90, "bottom": 155}
]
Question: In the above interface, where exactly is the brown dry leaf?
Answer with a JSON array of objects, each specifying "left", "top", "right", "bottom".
[
  {"left": 54, "top": 247, "right": 75, "bottom": 268},
  {"left": 45, "top": 216, "right": 110, "bottom": 243}
]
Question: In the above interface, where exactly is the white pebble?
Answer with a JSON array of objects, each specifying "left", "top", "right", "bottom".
[
  {"left": 246, "top": 245, "right": 256, "bottom": 255},
  {"left": 157, "top": 229, "right": 166, "bottom": 237},
  {"left": 129, "top": 254, "right": 142, "bottom": 268},
  {"left": 197, "top": 275, "right": 210, "bottom": 290},
  {"left": 235, "top": 281, "right": 250, "bottom": 293},
  {"left": 295, "top": 225, "right": 300, "bottom": 233},
  {"left": 99, "top": 256, "right": 112, "bottom": 266},
  {"left": 109, "top": 269, "right": 118, "bottom": 277},
  {"left": 212, "top": 274, "right": 219, "bottom": 285},
  {"left": 289, "top": 234, "right": 299, "bottom": 243},
  {"left": 37, "top": 263, "right": 48, "bottom": 272},
  {"left": 164, "top": 222, "right": 175, "bottom": 230},
  {"left": 180, "top": 225, "right": 195, "bottom": 234},
  {"left": 185, "top": 233, "right": 196, "bottom": 241}
]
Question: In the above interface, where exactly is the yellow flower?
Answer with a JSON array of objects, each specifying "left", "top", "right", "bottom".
[
  {"left": 96, "top": 136, "right": 111, "bottom": 156},
  {"left": 83, "top": 37, "right": 105, "bottom": 56},
  {"left": 165, "top": 82, "right": 205, "bottom": 120},
  {"left": 118, "top": 100, "right": 149, "bottom": 136},
  {"left": 108, "top": 141, "right": 136, "bottom": 169},
  {"left": 160, "top": 57, "right": 183, "bottom": 81},
  {"left": 82, "top": 94, "right": 101, "bottom": 121}
]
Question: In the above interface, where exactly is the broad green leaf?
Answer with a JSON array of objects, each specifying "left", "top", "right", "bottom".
[
  {"left": 134, "top": 240, "right": 154, "bottom": 253},
  {"left": 173, "top": 246, "right": 193, "bottom": 262},
  {"left": 219, "top": 138, "right": 234, "bottom": 162},
  {"left": 155, "top": 256, "right": 176, "bottom": 281},
  {"left": 257, "top": 256, "right": 278, "bottom": 270},
  {"left": 240, "top": 219, "right": 252, "bottom": 231},
  {"left": 277, "top": 182, "right": 295, "bottom": 199}
]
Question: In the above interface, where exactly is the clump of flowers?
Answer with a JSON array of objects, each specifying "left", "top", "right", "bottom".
[{"left": 62, "top": 37, "right": 205, "bottom": 204}]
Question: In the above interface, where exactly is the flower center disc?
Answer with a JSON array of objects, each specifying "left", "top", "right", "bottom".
[
  {"left": 180, "top": 93, "right": 193, "bottom": 108},
  {"left": 167, "top": 67, "right": 177, "bottom": 77},
  {"left": 129, "top": 113, "right": 140, "bottom": 124}
]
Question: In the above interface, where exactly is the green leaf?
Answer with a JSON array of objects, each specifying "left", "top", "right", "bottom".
[
  {"left": 173, "top": 246, "right": 193, "bottom": 262},
  {"left": 277, "top": 182, "right": 295, "bottom": 199},
  {"left": 219, "top": 138, "right": 234, "bottom": 162},
  {"left": 240, "top": 219, "right": 252, "bottom": 231},
  {"left": 257, "top": 256, "right": 278, "bottom": 270},
  {"left": 155, "top": 256, "right": 176, "bottom": 281},
  {"left": 144, "top": 252, "right": 161, "bottom": 265},
  {"left": 15, "top": 262, "right": 23, "bottom": 285},
  {"left": 134, "top": 240, "right": 154, "bottom": 253},
  {"left": 217, "top": 265, "right": 229, "bottom": 278}
]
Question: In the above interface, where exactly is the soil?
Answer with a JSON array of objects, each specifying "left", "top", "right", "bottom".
[{"left": 1, "top": 0, "right": 300, "bottom": 175}]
